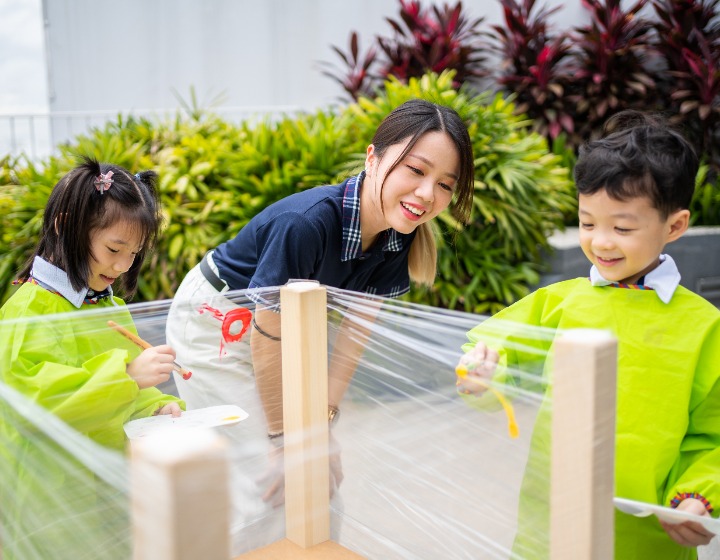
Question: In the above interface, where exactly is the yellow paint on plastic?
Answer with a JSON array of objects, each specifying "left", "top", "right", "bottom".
[{"left": 456, "top": 364, "right": 519, "bottom": 439}]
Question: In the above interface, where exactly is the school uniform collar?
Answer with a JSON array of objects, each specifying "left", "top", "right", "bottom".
[
  {"left": 30, "top": 256, "right": 115, "bottom": 308},
  {"left": 341, "top": 171, "right": 402, "bottom": 262},
  {"left": 590, "top": 254, "right": 681, "bottom": 304}
]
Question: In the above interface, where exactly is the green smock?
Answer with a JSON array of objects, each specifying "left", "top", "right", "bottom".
[
  {"left": 462, "top": 278, "right": 720, "bottom": 560},
  {"left": 0, "top": 282, "right": 184, "bottom": 559}
]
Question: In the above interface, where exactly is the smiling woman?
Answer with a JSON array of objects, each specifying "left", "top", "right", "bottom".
[
  {"left": 164, "top": 98, "right": 476, "bottom": 554},
  {"left": 361, "top": 130, "right": 460, "bottom": 240}
]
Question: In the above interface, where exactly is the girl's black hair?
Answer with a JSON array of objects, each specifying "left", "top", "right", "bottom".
[
  {"left": 18, "top": 156, "right": 161, "bottom": 298},
  {"left": 574, "top": 110, "right": 698, "bottom": 218},
  {"left": 371, "top": 98, "right": 475, "bottom": 223}
]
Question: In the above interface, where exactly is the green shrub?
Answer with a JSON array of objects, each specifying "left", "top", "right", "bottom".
[
  {"left": 691, "top": 163, "right": 720, "bottom": 226},
  {"left": 0, "top": 71, "right": 574, "bottom": 313}
]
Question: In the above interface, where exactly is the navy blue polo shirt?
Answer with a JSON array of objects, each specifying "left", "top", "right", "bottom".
[{"left": 213, "top": 173, "right": 414, "bottom": 298}]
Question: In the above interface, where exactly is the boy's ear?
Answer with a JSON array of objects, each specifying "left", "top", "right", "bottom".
[{"left": 666, "top": 209, "right": 690, "bottom": 242}]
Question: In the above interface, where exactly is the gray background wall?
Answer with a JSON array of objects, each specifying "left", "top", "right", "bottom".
[{"left": 41, "top": 0, "right": 588, "bottom": 113}]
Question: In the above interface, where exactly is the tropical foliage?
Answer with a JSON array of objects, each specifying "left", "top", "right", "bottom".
[{"left": 0, "top": 72, "right": 574, "bottom": 314}]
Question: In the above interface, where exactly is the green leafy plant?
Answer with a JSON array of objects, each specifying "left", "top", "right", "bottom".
[
  {"left": 690, "top": 163, "right": 720, "bottom": 225},
  {"left": 0, "top": 156, "right": 66, "bottom": 303},
  {"left": 0, "top": 72, "right": 575, "bottom": 314}
]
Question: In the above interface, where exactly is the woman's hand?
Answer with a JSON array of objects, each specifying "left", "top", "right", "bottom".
[
  {"left": 329, "top": 431, "right": 344, "bottom": 495},
  {"left": 127, "top": 345, "right": 176, "bottom": 389},
  {"left": 260, "top": 431, "right": 344, "bottom": 508},
  {"left": 261, "top": 444, "right": 286, "bottom": 508},
  {"left": 659, "top": 498, "right": 715, "bottom": 547},
  {"left": 455, "top": 341, "right": 499, "bottom": 396}
]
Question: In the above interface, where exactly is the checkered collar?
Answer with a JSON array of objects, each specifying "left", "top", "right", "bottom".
[{"left": 341, "top": 171, "right": 403, "bottom": 262}]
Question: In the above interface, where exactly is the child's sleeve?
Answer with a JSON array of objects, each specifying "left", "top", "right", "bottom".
[
  {"left": 662, "top": 321, "right": 720, "bottom": 514},
  {"left": 460, "top": 287, "right": 558, "bottom": 410},
  {"left": 0, "top": 302, "right": 173, "bottom": 436},
  {"left": 6, "top": 341, "right": 141, "bottom": 434}
]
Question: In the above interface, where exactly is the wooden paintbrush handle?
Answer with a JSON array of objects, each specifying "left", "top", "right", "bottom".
[
  {"left": 107, "top": 320, "right": 192, "bottom": 380},
  {"left": 108, "top": 320, "right": 151, "bottom": 349}
]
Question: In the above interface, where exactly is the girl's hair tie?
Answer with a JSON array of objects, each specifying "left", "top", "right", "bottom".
[{"left": 94, "top": 170, "right": 114, "bottom": 194}]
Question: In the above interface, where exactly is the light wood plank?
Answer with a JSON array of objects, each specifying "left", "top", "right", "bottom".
[
  {"left": 280, "top": 282, "right": 330, "bottom": 547},
  {"left": 550, "top": 329, "right": 617, "bottom": 559},
  {"left": 130, "top": 429, "right": 230, "bottom": 560},
  {"left": 235, "top": 538, "right": 365, "bottom": 559}
]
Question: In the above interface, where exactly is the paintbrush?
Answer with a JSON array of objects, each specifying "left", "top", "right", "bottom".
[
  {"left": 107, "top": 320, "right": 192, "bottom": 380},
  {"left": 456, "top": 363, "right": 518, "bottom": 439}
]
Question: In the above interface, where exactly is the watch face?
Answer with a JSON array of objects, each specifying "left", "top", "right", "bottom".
[{"left": 328, "top": 406, "right": 340, "bottom": 425}]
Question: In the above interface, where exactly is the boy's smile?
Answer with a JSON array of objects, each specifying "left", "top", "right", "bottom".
[{"left": 578, "top": 190, "right": 689, "bottom": 285}]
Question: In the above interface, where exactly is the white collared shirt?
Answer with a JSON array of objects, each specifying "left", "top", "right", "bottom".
[
  {"left": 590, "top": 254, "right": 681, "bottom": 304},
  {"left": 29, "top": 256, "right": 117, "bottom": 309}
]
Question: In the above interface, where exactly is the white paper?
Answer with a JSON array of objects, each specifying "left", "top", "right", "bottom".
[
  {"left": 614, "top": 497, "right": 720, "bottom": 535},
  {"left": 124, "top": 404, "right": 249, "bottom": 439}
]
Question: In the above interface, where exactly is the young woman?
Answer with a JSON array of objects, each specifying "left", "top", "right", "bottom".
[{"left": 166, "top": 98, "right": 475, "bottom": 553}]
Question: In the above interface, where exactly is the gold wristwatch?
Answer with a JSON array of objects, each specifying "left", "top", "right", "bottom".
[{"left": 328, "top": 405, "right": 340, "bottom": 426}]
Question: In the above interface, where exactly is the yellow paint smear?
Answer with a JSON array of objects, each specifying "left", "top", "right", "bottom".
[
  {"left": 456, "top": 364, "right": 519, "bottom": 439},
  {"left": 222, "top": 416, "right": 242, "bottom": 421}
]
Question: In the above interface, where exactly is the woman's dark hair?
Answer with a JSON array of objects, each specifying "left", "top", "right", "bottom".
[
  {"left": 574, "top": 110, "right": 698, "bottom": 218},
  {"left": 19, "top": 156, "right": 161, "bottom": 298},
  {"left": 371, "top": 98, "right": 475, "bottom": 224}
]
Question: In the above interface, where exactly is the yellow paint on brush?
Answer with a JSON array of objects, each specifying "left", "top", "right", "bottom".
[{"left": 456, "top": 364, "right": 519, "bottom": 439}]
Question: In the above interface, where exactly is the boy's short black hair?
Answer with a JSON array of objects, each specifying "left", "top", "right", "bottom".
[{"left": 574, "top": 110, "right": 698, "bottom": 218}]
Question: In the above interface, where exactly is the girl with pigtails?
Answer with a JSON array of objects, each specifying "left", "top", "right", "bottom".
[{"left": 0, "top": 157, "right": 184, "bottom": 559}]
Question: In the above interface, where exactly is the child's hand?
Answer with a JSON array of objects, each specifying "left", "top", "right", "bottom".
[
  {"left": 126, "top": 345, "right": 177, "bottom": 389},
  {"left": 659, "top": 498, "right": 715, "bottom": 547},
  {"left": 153, "top": 402, "right": 182, "bottom": 417},
  {"left": 455, "top": 341, "right": 499, "bottom": 396}
]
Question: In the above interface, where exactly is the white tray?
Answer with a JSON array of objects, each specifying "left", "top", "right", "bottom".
[
  {"left": 614, "top": 497, "right": 720, "bottom": 535},
  {"left": 124, "top": 404, "right": 248, "bottom": 439}
]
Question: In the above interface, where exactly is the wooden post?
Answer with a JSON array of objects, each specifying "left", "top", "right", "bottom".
[
  {"left": 131, "top": 429, "right": 230, "bottom": 560},
  {"left": 550, "top": 329, "right": 617, "bottom": 560},
  {"left": 280, "top": 282, "right": 330, "bottom": 548}
]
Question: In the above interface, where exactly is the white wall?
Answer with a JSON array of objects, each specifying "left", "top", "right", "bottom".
[
  {"left": 0, "top": 0, "right": 596, "bottom": 157},
  {"left": 42, "top": 0, "right": 592, "bottom": 114},
  {"left": 42, "top": 0, "right": 395, "bottom": 113},
  {"left": 0, "top": 0, "right": 50, "bottom": 158}
]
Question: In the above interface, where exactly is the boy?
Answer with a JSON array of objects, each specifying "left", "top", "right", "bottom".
[{"left": 457, "top": 111, "right": 720, "bottom": 559}]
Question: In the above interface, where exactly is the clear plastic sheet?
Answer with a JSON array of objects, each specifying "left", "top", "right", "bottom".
[
  {"left": 322, "top": 288, "right": 551, "bottom": 559},
  {"left": 2, "top": 284, "right": 715, "bottom": 558}
]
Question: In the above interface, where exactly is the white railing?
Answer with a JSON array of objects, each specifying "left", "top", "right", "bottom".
[{"left": 0, "top": 105, "right": 302, "bottom": 162}]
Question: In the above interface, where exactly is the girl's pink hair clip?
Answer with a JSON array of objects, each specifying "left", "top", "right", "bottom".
[{"left": 94, "top": 170, "right": 114, "bottom": 194}]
